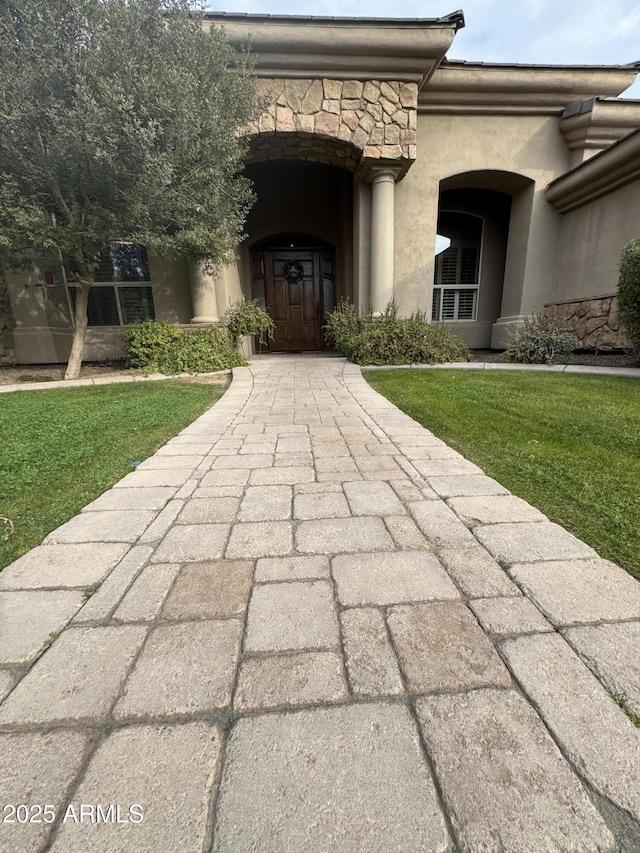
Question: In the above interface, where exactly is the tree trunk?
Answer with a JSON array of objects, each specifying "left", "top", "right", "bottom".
[{"left": 64, "top": 281, "right": 91, "bottom": 380}]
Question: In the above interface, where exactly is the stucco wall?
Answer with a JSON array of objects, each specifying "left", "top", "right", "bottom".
[
  {"left": 7, "top": 255, "right": 192, "bottom": 364},
  {"left": 552, "top": 178, "right": 640, "bottom": 303},
  {"left": 395, "top": 113, "right": 570, "bottom": 343},
  {"left": 0, "top": 270, "right": 16, "bottom": 364}
]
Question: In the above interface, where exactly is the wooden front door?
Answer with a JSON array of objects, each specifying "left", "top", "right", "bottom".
[{"left": 264, "top": 250, "right": 322, "bottom": 351}]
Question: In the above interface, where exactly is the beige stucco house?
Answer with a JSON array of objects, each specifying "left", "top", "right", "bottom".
[{"left": 2, "top": 10, "right": 640, "bottom": 365}]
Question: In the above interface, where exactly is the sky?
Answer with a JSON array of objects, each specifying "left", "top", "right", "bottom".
[{"left": 207, "top": 0, "right": 640, "bottom": 98}]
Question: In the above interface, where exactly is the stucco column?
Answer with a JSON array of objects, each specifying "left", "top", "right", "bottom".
[
  {"left": 188, "top": 259, "right": 219, "bottom": 323},
  {"left": 369, "top": 166, "right": 401, "bottom": 315}
]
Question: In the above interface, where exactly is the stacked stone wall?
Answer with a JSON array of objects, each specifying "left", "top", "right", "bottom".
[
  {"left": 246, "top": 78, "right": 417, "bottom": 171},
  {"left": 0, "top": 271, "right": 16, "bottom": 365},
  {"left": 544, "top": 294, "right": 630, "bottom": 351}
]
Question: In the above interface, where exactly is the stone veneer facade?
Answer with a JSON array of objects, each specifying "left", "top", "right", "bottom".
[
  {"left": 545, "top": 294, "right": 630, "bottom": 351},
  {"left": 246, "top": 78, "right": 418, "bottom": 172},
  {"left": 0, "top": 271, "right": 16, "bottom": 365}
]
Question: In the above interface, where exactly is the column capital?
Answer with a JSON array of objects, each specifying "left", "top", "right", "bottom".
[{"left": 360, "top": 160, "right": 404, "bottom": 185}]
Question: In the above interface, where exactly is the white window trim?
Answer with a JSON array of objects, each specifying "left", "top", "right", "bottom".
[{"left": 432, "top": 211, "right": 484, "bottom": 323}]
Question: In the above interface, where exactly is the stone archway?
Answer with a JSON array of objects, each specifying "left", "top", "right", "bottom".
[{"left": 245, "top": 78, "right": 417, "bottom": 175}]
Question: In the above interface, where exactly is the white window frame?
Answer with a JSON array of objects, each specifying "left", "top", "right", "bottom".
[{"left": 432, "top": 212, "right": 484, "bottom": 323}]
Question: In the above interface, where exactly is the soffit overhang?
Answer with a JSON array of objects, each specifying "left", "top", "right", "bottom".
[
  {"left": 546, "top": 127, "right": 640, "bottom": 212},
  {"left": 420, "top": 60, "right": 640, "bottom": 115},
  {"left": 204, "top": 12, "right": 463, "bottom": 86},
  {"left": 560, "top": 97, "right": 640, "bottom": 151}
]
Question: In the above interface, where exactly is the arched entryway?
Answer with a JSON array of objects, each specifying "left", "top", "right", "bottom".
[{"left": 250, "top": 233, "right": 336, "bottom": 352}]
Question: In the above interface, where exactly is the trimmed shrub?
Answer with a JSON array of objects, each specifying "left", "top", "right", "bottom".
[
  {"left": 618, "top": 237, "right": 640, "bottom": 352},
  {"left": 325, "top": 300, "right": 470, "bottom": 365},
  {"left": 324, "top": 299, "right": 366, "bottom": 353},
  {"left": 505, "top": 313, "right": 576, "bottom": 364},
  {"left": 223, "top": 298, "right": 275, "bottom": 347},
  {"left": 122, "top": 320, "right": 246, "bottom": 374}
]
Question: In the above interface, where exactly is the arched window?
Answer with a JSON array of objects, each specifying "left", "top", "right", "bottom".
[{"left": 432, "top": 212, "right": 482, "bottom": 322}]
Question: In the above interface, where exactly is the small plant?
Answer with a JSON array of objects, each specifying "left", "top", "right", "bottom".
[
  {"left": 83, "top": 582, "right": 102, "bottom": 600},
  {"left": 611, "top": 692, "right": 640, "bottom": 728},
  {"left": 504, "top": 313, "right": 576, "bottom": 364},
  {"left": 122, "top": 320, "right": 245, "bottom": 374},
  {"left": 324, "top": 299, "right": 365, "bottom": 352},
  {"left": 223, "top": 299, "right": 275, "bottom": 347},
  {"left": 325, "top": 299, "right": 470, "bottom": 365},
  {"left": 617, "top": 237, "right": 640, "bottom": 352}
]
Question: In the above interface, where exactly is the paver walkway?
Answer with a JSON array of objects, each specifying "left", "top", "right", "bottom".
[{"left": 1, "top": 354, "right": 640, "bottom": 853}]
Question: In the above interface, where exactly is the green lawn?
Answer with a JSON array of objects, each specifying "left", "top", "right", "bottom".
[
  {"left": 365, "top": 369, "right": 640, "bottom": 580},
  {"left": 0, "top": 380, "right": 225, "bottom": 570}
]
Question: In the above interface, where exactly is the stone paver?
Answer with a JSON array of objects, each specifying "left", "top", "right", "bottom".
[
  {"left": 114, "top": 468, "right": 194, "bottom": 488},
  {"left": 213, "top": 703, "right": 451, "bottom": 853},
  {"left": 113, "top": 563, "right": 181, "bottom": 622},
  {"left": 470, "top": 596, "right": 553, "bottom": 636},
  {"left": 82, "top": 486, "right": 176, "bottom": 512},
  {"left": 225, "top": 521, "right": 292, "bottom": 558},
  {"left": 0, "top": 671, "right": 14, "bottom": 702},
  {"left": 162, "top": 560, "right": 253, "bottom": 619},
  {"left": 408, "top": 500, "right": 476, "bottom": 547},
  {"left": 44, "top": 510, "right": 155, "bottom": 544},
  {"left": 150, "top": 523, "right": 230, "bottom": 563},
  {"left": 234, "top": 651, "right": 347, "bottom": 712},
  {"left": 387, "top": 601, "right": 511, "bottom": 693},
  {"left": 0, "top": 626, "right": 146, "bottom": 725},
  {"left": 115, "top": 619, "right": 242, "bottom": 718},
  {"left": 73, "top": 545, "right": 153, "bottom": 623},
  {"left": 333, "top": 550, "right": 459, "bottom": 606},
  {"left": 564, "top": 621, "right": 640, "bottom": 716},
  {"left": 5, "top": 355, "right": 640, "bottom": 851},
  {"left": 245, "top": 580, "right": 339, "bottom": 652},
  {"left": 510, "top": 557, "right": 640, "bottom": 625},
  {"left": 239, "top": 485, "right": 291, "bottom": 521},
  {"left": 503, "top": 633, "right": 640, "bottom": 823},
  {"left": 177, "top": 496, "right": 240, "bottom": 524},
  {"left": 447, "top": 494, "right": 547, "bottom": 525},
  {"left": 255, "top": 555, "right": 330, "bottom": 582},
  {"left": 50, "top": 723, "right": 220, "bottom": 853},
  {"left": 343, "top": 480, "right": 404, "bottom": 515},
  {"left": 0, "top": 730, "right": 90, "bottom": 853},
  {"left": 296, "top": 516, "right": 394, "bottom": 553},
  {"left": 0, "top": 590, "right": 84, "bottom": 664},
  {"left": 0, "top": 542, "right": 128, "bottom": 589},
  {"left": 416, "top": 689, "right": 615, "bottom": 853},
  {"left": 475, "top": 521, "right": 597, "bottom": 564},
  {"left": 428, "top": 474, "right": 509, "bottom": 498},
  {"left": 340, "top": 607, "right": 404, "bottom": 696},
  {"left": 437, "top": 543, "right": 520, "bottom": 598},
  {"left": 293, "top": 490, "right": 350, "bottom": 519}
]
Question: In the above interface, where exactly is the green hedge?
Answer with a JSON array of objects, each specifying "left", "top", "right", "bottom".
[
  {"left": 618, "top": 237, "right": 640, "bottom": 352},
  {"left": 122, "top": 320, "right": 246, "bottom": 374},
  {"left": 325, "top": 300, "right": 470, "bottom": 365}
]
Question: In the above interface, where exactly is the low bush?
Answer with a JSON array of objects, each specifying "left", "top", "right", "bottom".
[
  {"left": 325, "top": 300, "right": 470, "bottom": 365},
  {"left": 618, "top": 237, "right": 640, "bottom": 352},
  {"left": 324, "top": 299, "right": 365, "bottom": 353},
  {"left": 122, "top": 320, "right": 245, "bottom": 374},
  {"left": 223, "top": 298, "right": 275, "bottom": 347},
  {"left": 504, "top": 313, "right": 576, "bottom": 364}
]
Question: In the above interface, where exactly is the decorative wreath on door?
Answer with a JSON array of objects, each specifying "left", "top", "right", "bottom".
[{"left": 282, "top": 260, "right": 305, "bottom": 285}]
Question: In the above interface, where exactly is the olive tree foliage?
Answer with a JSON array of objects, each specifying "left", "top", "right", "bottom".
[
  {"left": 617, "top": 237, "right": 640, "bottom": 353},
  {"left": 0, "top": 0, "right": 261, "bottom": 377}
]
